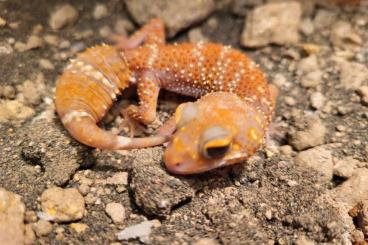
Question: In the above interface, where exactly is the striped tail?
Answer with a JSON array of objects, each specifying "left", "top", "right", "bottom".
[{"left": 55, "top": 45, "right": 168, "bottom": 150}]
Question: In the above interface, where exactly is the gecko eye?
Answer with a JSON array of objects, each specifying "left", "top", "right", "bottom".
[
  {"left": 175, "top": 102, "right": 198, "bottom": 128},
  {"left": 200, "top": 126, "right": 232, "bottom": 159}
]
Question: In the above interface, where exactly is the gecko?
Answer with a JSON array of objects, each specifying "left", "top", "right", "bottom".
[{"left": 55, "top": 18, "right": 277, "bottom": 175}]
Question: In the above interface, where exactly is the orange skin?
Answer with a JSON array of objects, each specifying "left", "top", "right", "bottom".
[{"left": 55, "top": 19, "right": 277, "bottom": 175}]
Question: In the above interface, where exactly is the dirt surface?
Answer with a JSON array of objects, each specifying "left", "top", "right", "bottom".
[{"left": 0, "top": 0, "right": 368, "bottom": 244}]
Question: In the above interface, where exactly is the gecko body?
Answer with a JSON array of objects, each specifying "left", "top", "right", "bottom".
[{"left": 55, "top": 19, "right": 277, "bottom": 174}]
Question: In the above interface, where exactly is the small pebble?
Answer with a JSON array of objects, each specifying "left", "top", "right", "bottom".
[
  {"left": 49, "top": 4, "right": 79, "bottom": 30},
  {"left": 99, "top": 26, "right": 112, "bottom": 38},
  {"left": 357, "top": 86, "right": 368, "bottom": 106},
  {"left": 93, "top": 4, "right": 108, "bottom": 20},
  {"left": 188, "top": 28, "right": 208, "bottom": 43},
  {"left": 289, "top": 115, "right": 326, "bottom": 151},
  {"left": 26, "top": 35, "right": 44, "bottom": 50},
  {"left": 117, "top": 220, "right": 159, "bottom": 242},
  {"left": 333, "top": 157, "right": 359, "bottom": 179},
  {"left": 44, "top": 34, "right": 59, "bottom": 46},
  {"left": 310, "top": 92, "right": 325, "bottom": 110},
  {"left": 106, "top": 172, "right": 128, "bottom": 186},
  {"left": 24, "top": 224, "right": 36, "bottom": 245},
  {"left": 192, "top": 238, "right": 220, "bottom": 245},
  {"left": 0, "top": 16, "right": 6, "bottom": 27},
  {"left": 70, "top": 223, "right": 89, "bottom": 233},
  {"left": 105, "top": 202, "right": 126, "bottom": 225},
  {"left": 39, "top": 59, "right": 55, "bottom": 70},
  {"left": 300, "top": 70, "right": 323, "bottom": 89},
  {"left": 40, "top": 187, "right": 85, "bottom": 223},
  {"left": 32, "top": 220, "right": 53, "bottom": 237},
  {"left": 294, "top": 145, "right": 333, "bottom": 182}
]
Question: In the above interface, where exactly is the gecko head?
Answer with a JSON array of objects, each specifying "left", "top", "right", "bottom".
[{"left": 164, "top": 92, "right": 266, "bottom": 175}]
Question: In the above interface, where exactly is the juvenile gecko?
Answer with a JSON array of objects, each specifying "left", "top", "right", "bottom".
[{"left": 55, "top": 18, "right": 277, "bottom": 174}]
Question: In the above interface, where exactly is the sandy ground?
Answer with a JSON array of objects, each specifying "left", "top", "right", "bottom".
[{"left": 0, "top": 0, "right": 368, "bottom": 244}]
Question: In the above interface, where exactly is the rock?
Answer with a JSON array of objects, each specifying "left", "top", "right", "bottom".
[
  {"left": 300, "top": 18, "right": 314, "bottom": 35},
  {"left": 294, "top": 145, "right": 333, "bottom": 182},
  {"left": 188, "top": 28, "right": 208, "bottom": 43},
  {"left": 43, "top": 34, "right": 59, "bottom": 46},
  {"left": 131, "top": 148, "right": 195, "bottom": 216},
  {"left": 0, "top": 16, "right": 6, "bottom": 27},
  {"left": 39, "top": 59, "right": 55, "bottom": 70},
  {"left": 231, "top": 0, "right": 264, "bottom": 16},
  {"left": 24, "top": 224, "right": 36, "bottom": 245},
  {"left": 20, "top": 118, "right": 93, "bottom": 186},
  {"left": 125, "top": 0, "right": 215, "bottom": 37},
  {"left": 0, "top": 188, "right": 26, "bottom": 245},
  {"left": 192, "top": 238, "right": 220, "bottom": 245},
  {"left": 0, "top": 41, "right": 13, "bottom": 55},
  {"left": 105, "top": 202, "right": 125, "bottom": 225},
  {"left": 356, "top": 201, "right": 368, "bottom": 236},
  {"left": 114, "top": 19, "right": 134, "bottom": 35},
  {"left": 70, "top": 223, "right": 88, "bottom": 233},
  {"left": 310, "top": 92, "right": 325, "bottom": 109},
  {"left": 117, "top": 220, "right": 159, "bottom": 242},
  {"left": 92, "top": 4, "right": 108, "bottom": 20},
  {"left": 26, "top": 35, "right": 44, "bottom": 50},
  {"left": 331, "top": 169, "right": 368, "bottom": 210},
  {"left": 289, "top": 115, "right": 326, "bottom": 151},
  {"left": 0, "top": 100, "right": 35, "bottom": 122},
  {"left": 313, "top": 9, "right": 337, "bottom": 30},
  {"left": 297, "top": 55, "right": 319, "bottom": 75},
  {"left": 338, "top": 60, "right": 368, "bottom": 90},
  {"left": 300, "top": 70, "right": 323, "bottom": 88},
  {"left": 40, "top": 187, "right": 85, "bottom": 223},
  {"left": 14, "top": 41, "right": 28, "bottom": 52},
  {"left": 330, "top": 21, "right": 362, "bottom": 48},
  {"left": 240, "top": 2, "right": 301, "bottom": 47},
  {"left": 272, "top": 73, "right": 287, "bottom": 88},
  {"left": 49, "top": 4, "right": 79, "bottom": 30},
  {"left": 295, "top": 236, "right": 315, "bottom": 245},
  {"left": 333, "top": 157, "right": 359, "bottom": 179},
  {"left": 357, "top": 86, "right": 368, "bottom": 106},
  {"left": 302, "top": 43, "right": 321, "bottom": 55},
  {"left": 1, "top": 85, "right": 15, "bottom": 99},
  {"left": 32, "top": 220, "right": 53, "bottom": 236},
  {"left": 106, "top": 172, "right": 128, "bottom": 186},
  {"left": 99, "top": 26, "right": 112, "bottom": 38},
  {"left": 16, "top": 75, "right": 46, "bottom": 105},
  {"left": 284, "top": 96, "right": 296, "bottom": 106}
]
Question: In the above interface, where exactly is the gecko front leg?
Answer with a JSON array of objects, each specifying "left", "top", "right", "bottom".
[{"left": 121, "top": 70, "right": 161, "bottom": 137}]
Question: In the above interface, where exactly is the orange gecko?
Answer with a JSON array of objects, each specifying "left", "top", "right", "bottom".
[{"left": 55, "top": 18, "right": 277, "bottom": 175}]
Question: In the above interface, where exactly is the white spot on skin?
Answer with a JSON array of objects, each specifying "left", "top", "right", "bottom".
[{"left": 61, "top": 111, "right": 94, "bottom": 125}]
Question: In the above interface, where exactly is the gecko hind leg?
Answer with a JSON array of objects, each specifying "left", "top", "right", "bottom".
[{"left": 113, "top": 18, "right": 166, "bottom": 50}]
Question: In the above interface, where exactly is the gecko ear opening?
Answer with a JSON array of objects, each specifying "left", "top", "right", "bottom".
[
  {"left": 175, "top": 102, "right": 198, "bottom": 128},
  {"left": 200, "top": 126, "right": 232, "bottom": 159}
]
